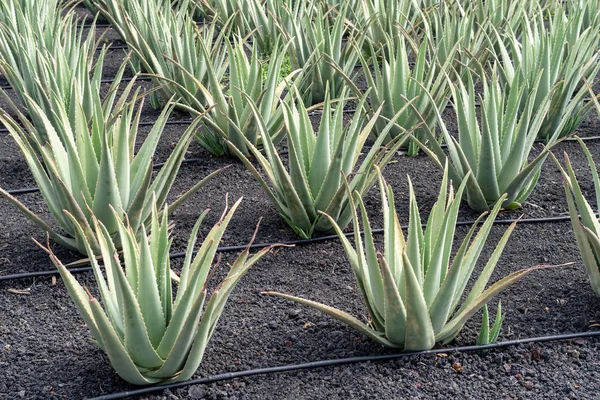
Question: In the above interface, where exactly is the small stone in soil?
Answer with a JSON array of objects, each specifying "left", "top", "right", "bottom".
[{"left": 188, "top": 386, "right": 206, "bottom": 399}]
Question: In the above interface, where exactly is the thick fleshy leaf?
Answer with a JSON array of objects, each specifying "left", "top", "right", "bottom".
[
  {"left": 149, "top": 290, "right": 207, "bottom": 378},
  {"left": 111, "top": 240, "right": 164, "bottom": 369},
  {"left": 177, "top": 245, "right": 276, "bottom": 381},
  {"left": 581, "top": 227, "right": 600, "bottom": 296},
  {"left": 136, "top": 224, "right": 167, "bottom": 347},
  {"left": 379, "top": 255, "right": 407, "bottom": 345},
  {"left": 266, "top": 292, "right": 397, "bottom": 348},
  {"left": 89, "top": 296, "right": 161, "bottom": 385},
  {"left": 401, "top": 252, "right": 435, "bottom": 351},
  {"left": 438, "top": 265, "right": 543, "bottom": 342}
]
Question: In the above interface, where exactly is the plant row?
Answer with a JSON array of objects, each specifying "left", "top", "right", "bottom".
[{"left": 0, "top": 0, "right": 599, "bottom": 387}]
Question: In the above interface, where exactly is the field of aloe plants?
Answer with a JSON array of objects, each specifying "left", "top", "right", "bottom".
[{"left": 1, "top": 0, "right": 600, "bottom": 398}]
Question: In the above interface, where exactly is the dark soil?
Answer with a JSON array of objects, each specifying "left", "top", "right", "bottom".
[{"left": 1, "top": 5, "right": 600, "bottom": 399}]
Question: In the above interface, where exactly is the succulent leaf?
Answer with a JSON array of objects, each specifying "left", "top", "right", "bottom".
[
  {"left": 42, "top": 197, "right": 274, "bottom": 384},
  {"left": 268, "top": 166, "right": 535, "bottom": 350}
]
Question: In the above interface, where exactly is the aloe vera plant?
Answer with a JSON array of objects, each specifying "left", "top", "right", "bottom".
[
  {"left": 346, "top": 0, "right": 426, "bottom": 46},
  {"left": 0, "top": 78, "right": 219, "bottom": 255},
  {"left": 418, "top": 67, "right": 554, "bottom": 212},
  {"left": 472, "top": 0, "right": 527, "bottom": 30},
  {"left": 95, "top": 0, "right": 228, "bottom": 110},
  {"left": 551, "top": 138, "right": 600, "bottom": 296},
  {"left": 493, "top": 8, "right": 600, "bottom": 140},
  {"left": 228, "top": 87, "right": 407, "bottom": 238},
  {"left": 0, "top": 0, "right": 62, "bottom": 36},
  {"left": 0, "top": 2, "right": 100, "bottom": 121},
  {"left": 349, "top": 34, "right": 454, "bottom": 157},
  {"left": 419, "top": 1, "right": 491, "bottom": 82},
  {"left": 281, "top": 1, "right": 364, "bottom": 105},
  {"left": 40, "top": 197, "right": 276, "bottom": 384},
  {"left": 190, "top": 0, "right": 290, "bottom": 53},
  {"left": 220, "top": 0, "right": 291, "bottom": 54},
  {"left": 267, "top": 167, "right": 537, "bottom": 350},
  {"left": 568, "top": 0, "right": 600, "bottom": 32},
  {"left": 195, "top": 38, "right": 299, "bottom": 156},
  {"left": 477, "top": 302, "right": 505, "bottom": 345}
]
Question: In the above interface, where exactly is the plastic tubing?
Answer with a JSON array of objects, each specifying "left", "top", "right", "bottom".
[
  {"left": 87, "top": 330, "right": 600, "bottom": 400},
  {"left": 0, "top": 214, "right": 573, "bottom": 282}
]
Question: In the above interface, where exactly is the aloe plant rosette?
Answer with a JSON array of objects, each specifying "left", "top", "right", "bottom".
[
  {"left": 95, "top": 0, "right": 228, "bottom": 110},
  {"left": 493, "top": 9, "right": 600, "bottom": 140},
  {"left": 281, "top": 2, "right": 364, "bottom": 105},
  {"left": 418, "top": 67, "right": 555, "bottom": 212},
  {"left": 349, "top": 0, "right": 425, "bottom": 46},
  {"left": 267, "top": 166, "right": 539, "bottom": 350},
  {"left": 419, "top": 1, "right": 490, "bottom": 83},
  {"left": 41, "top": 198, "right": 276, "bottom": 384},
  {"left": 351, "top": 34, "right": 454, "bottom": 157},
  {"left": 228, "top": 87, "right": 408, "bottom": 238},
  {"left": 552, "top": 138, "right": 600, "bottom": 296},
  {"left": 0, "top": 3, "right": 104, "bottom": 139},
  {"left": 194, "top": 38, "right": 298, "bottom": 157},
  {"left": 0, "top": 80, "right": 220, "bottom": 255}
]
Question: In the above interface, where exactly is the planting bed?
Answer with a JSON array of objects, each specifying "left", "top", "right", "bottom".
[{"left": 2, "top": 5, "right": 600, "bottom": 400}]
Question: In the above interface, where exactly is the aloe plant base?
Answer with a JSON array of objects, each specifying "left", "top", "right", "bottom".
[{"left": 2, "top": 141, "right": 600, "bottom": 394}]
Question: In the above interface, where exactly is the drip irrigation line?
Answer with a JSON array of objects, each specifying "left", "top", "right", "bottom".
[
  {"left": 104, "top": 44, "right": 128, "bottom": 51},
  {"left": 3, "top": 187, "right": 41, "bottom": 196},
  {"left": 5, "top": 97, "right": 600, "bottom": 133},
  {"left": 86, "top": 20, "right": 205, "bottom": 30},
  {"left": 154, "top": 157, "right": 205, "bottom": 168},
  {"left": 0, "top": 213, "right": 573, "bottom": 283},
  {"left": 99, "top": 76, "right": 151, "bottom": 85},
  {"left": 4, "top": 132, "right": 600, "bottom": 195},
  {"left": 9, "top": 113, "right": 600, "bottom": 135},
  {"left": 91, "top": 23, "right": 112, "bottom": 29},
  {"left": 0, "top": 108, "right": 362, "bottom": 135},
  {"left": 0, "top": 265, "right": 97, "bottom": 281},
  {"left": 2, "top": 157, "right": 204, "bottom": 196},
  {"left": 436, "top": 135, "right": 600, "bottom": 150},
  {"left": 0, "top": 75, "right": 150, "bottom": 91},
  {"left": 166, "top": 214, "right": 573, "bottom": 261},
  {"left": 137, "top": 119, "right": 195, "bottom": 127},
  {"left": 88, "top": 330, "right": 600, "bottom": 400}
]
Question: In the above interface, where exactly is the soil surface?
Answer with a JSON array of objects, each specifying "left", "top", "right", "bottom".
[{"left": 1, "top": 5, "right": 600, "bottom": 400}]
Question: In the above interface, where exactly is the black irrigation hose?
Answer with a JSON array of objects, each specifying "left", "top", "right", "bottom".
[
  {"left": 435, "top": 135, "right": 600, "bottom": 150},
  {"left": 88, "top": 330, "right": 600, "bottom": 400},
  {"left": 0, "top": 112, "right": 183, "bottom": 134},
  {"left": 0, "top": 75, "right": 151, "bottom": 91},
  {"left": 140, "top": 119, "right": 194, "bottom": 127},
  {"left": 2, "top": 156, "right": 204, "bottom": 196},
  {"left": 87, "top": 20, "right": 206, "bottom": 30},
  {"left": 4, "top": 132, "right": 600, "bottom": 196},
  {"left": 99, "top": 76, "right": 151, "bottom": 84},
  {"left": 3, "top": 104, "right": 600, "bottom": 133},
  {"left": 91, "top": 23, "right": 112, "bottom": 29},
  {"left": 0, "top": 108, "right": 361, "bottom": 132},
  {"left": 0, "top": 213, "right": 573, "bottom": 282},
  {"left": 104, "top": 44, "right": 128, "bottom": 50}
]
